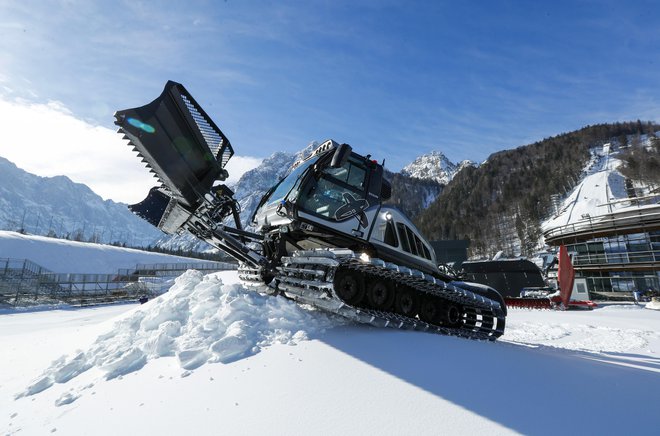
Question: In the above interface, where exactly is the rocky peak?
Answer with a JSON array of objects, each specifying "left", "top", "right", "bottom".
[{"left": 401, "top": 150, "right": 473, "bottom": 185}]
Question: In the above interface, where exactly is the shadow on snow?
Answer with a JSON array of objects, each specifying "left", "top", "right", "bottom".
[{"left": 320, "top": 325, "right": 660, "bottom": 436}]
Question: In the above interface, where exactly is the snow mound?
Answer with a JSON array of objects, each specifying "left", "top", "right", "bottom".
[
  {"left": 646, "top": 299, "right": 660, "bottom": 311},
  {"left": 18, "top": 270, "right": 342, "bottom": 398}
]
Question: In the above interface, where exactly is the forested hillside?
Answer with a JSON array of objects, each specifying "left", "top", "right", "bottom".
[
  {"left": 416, "top": 122, "right": 660, "bottom": 258},
  {"left": 384, "top": 171, "right": 443, "bottom": 219},
  {"left": 618, "top": 134, "right": 660, "bottom": 186}
]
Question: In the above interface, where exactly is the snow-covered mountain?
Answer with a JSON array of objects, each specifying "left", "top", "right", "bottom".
[
  {"left": 0, "top": 156, "right": 161, "bottom": 247},
  {"left": 401, "top": 151, "right": 475, "bottom": 185},
  {"left": 385, "top": 150, "right": 473, "bottom": 218}
]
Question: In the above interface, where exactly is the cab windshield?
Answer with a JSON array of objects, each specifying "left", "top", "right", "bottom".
[{"left": 265, "top": 155, "right": 320, "bottom": 206}]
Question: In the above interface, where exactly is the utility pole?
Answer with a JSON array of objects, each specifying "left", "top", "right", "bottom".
[{"left": 20, "top": 208, "right": 27, "bottom": 233}]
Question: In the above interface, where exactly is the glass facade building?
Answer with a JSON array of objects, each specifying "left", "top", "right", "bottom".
[{"left": 544, "top": 205, "right": 660, "bottom": 298}]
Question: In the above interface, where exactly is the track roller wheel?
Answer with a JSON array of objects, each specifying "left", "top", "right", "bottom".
[
  {"left": 419, "top": 296, "right": 441, "bottom": 324},
  {"left": 333, "top": 269, "right": 365, "bottom": 305},
  {"left": 366, "top": 279, "right": 395, "bottom": 311},
  {"left": 439, "top": 303, "right": 463, "bottom": 327},
  {"left": 394, "top": 287, "right": 419, "bottom": 317}
]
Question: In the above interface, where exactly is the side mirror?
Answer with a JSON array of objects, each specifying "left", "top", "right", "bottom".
[{"left": 330, "top": 143, "right": 352, "bottom": 168}]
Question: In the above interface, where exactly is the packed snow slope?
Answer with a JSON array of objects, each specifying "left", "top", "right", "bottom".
[
  {"left": 543, "top": 140, "right": 658, "bottom": 231},
  {"left": 2, "top": 270, "right": 659, "bottom": 436},
  {"left": 0, "top": 231, "right": 216, "bottom": 274}
]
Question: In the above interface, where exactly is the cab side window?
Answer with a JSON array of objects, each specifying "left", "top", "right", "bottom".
[
  {"left": 384, "top": 220, "right": 398, "bottom": 247},
  {"left": 395, "top": 222, "right": 432, "bottom": 260},
  {"left": 325, "top": 162, "right": 366, "bottom": 190},
  {"left": 396, "top": 223, "right": 411, "bottom": 253}
]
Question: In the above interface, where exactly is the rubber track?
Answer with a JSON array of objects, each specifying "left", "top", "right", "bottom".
[{"left": 242, "top": 248, "right": 505, "bottom": 340}]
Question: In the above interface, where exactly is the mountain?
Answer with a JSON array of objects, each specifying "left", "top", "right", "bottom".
[
  {"left": 383, "top": 170, "right": 443, "bottom": 219},
  {"left": 386, "top": 151, "right": 474, "bottom": 218},
  {"left": 0, "top": 156, "right": 162, "bottom": 247},
  {"left": 401, "top": 150, "right": 475, "bottom": 185},
  {"left": 415, "top": 121, "right": 660, "bottom": 258}
]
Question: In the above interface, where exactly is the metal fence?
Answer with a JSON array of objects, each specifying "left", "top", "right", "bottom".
[
  {"left": 0, "top": 258, "right": 52, "bottom": 305},
  {"left": 544, "top": 205, "right": 660, "bottom": 244},
  {"left": 116, "top": 261, "right": 235, "bottom": 279},
  {"left": 573, "top": 249, "right": 660, "bottom": 267},
  {"left": 0, "top": 258, "right": 237, "bottom": 307}
]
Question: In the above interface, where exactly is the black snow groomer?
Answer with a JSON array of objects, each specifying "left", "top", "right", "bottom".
[{"left": 115, "top": 80, "right": 506, "bottom": 340}]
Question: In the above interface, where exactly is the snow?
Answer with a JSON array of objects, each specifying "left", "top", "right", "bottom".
[
  {"left": 0, "top": 156, "right": 162, "bottom": 247},
  {"left": 2, "top": 268, "right": 659, "bottom": 435},
  {"left": 0, "top": 230, "right": 216, "bottom": 274},
  {"left": 401, "top": 150, "right": 474, "bottom": 185},
  {"left": 542, "top": 141, "right": 659, "bottom": 231},
  {"left": 13, "top": 271, "right": 339, "bottom": 398},
  {"left": 543, "top": 145, "right": 620, "bottom": 229}
]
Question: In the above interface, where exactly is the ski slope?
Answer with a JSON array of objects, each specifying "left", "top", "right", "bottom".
[
  {"left": 0, "top": 230, "right": 217, "bottom": 274},
  {"left": 2, "top": 269, "right": 659, "bottom": 436},
  {"left": 543, "top": 141, "right": 658, "bottom": 231}
]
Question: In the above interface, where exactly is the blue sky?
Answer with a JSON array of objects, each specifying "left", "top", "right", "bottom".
[{"left": 1, "top": 0, "right": 660, "bottom": 201}]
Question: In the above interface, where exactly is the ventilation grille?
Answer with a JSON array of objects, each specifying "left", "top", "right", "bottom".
[{"left": 181, "top": 93, "right": 233, "bottom": 168}]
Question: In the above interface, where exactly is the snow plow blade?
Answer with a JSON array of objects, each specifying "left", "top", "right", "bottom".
[{"left": 114, "top": 80, "right": 234, "bottom": 211}]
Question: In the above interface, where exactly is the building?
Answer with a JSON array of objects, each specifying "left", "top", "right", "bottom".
[
  {"left": 430, "top": 240, "right": 469, "bottom": 267},
  {"left": 460, "top": 258, "right": 547, "bottom": 298},
  {"left": 543, "top": 204, "right": 660, "bottom": 298}
]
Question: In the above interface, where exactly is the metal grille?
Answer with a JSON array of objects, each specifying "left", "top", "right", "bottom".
[
  {"left": 180, "top": 94, "right": 233, "bottom": 168},
  {"left": 1, "top": 258, "right": 237, "bottom": 307}
]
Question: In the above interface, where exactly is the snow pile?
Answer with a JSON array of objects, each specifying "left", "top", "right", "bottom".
[
  {"left": 17, "top": 270, "right": 341, "bottom": 398},
  {"left": 646, "top": 298, "right": 660, "bottom": 310}
]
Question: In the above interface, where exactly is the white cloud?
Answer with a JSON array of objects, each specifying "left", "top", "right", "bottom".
[
  {"left": 0, "top": 96, "right": 263, "bottom": 204},
  {"left": 0, "top": 96, "right": 157, "bottom": 203},
  {"left": 224, "top": 155, "right": 263, "bottom": 185}
]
